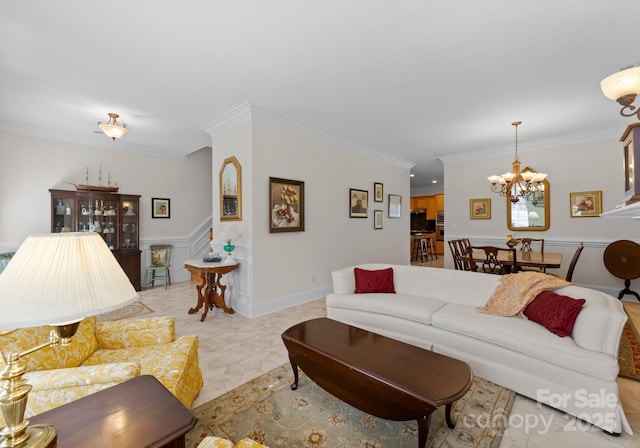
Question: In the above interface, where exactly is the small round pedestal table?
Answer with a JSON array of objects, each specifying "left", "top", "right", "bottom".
[{"left": 603, "top": 240, "right": 640, "bottom": 301}]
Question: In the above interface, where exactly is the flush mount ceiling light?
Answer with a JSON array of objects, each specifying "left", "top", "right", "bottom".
[
  {"left": 97, "top": 113, "right": 128, "bottom": 141},
  {"left": 601, "top": 65, "right": 640, "bottom": 120},
  {"left": 487, "top": 121, "right": 548, "bottom": 203}
]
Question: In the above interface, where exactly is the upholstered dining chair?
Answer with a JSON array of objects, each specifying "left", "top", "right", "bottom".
[
  {"left": 144, "top": 244, "right": 173, "bottom": 289},
  {"left": 467, "top": 245, "right": 517, "bottom": 275}
]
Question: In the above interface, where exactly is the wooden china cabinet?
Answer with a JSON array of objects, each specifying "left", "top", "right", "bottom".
[{"left": 50, "top": 189, "right": 142, "bottom": 290}]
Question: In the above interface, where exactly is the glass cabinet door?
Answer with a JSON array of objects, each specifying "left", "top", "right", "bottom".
[
  {"left": 121, "top": 199, "right": 138, "bottom": 249},
  {"left": 52, "top": 197, "right": 74, "bottom": 233},
  {"left": 77, "top": 198, "right": 119, "bottom": 249}
]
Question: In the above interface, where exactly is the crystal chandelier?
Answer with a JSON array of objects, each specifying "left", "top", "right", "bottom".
[
  {"left": 97, "top": 113, "right": 128, "bottom": 141},
  {"left": 487, "top": 121, "right": 548, "bottom": 203}
]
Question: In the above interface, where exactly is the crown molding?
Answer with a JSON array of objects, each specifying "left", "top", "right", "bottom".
[
  {"left": 201, "top": 103, "right": 415, "bottom": 170},
  {"left": 200, "top": 102, "right": 253, "bottom": 136},
  {"left": 438, "top": 126, "right": 622, "bottom": 164}
]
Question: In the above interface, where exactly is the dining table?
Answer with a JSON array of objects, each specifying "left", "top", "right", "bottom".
[{"left": 468, "top": 249, "right": 563, "bottom": 271}]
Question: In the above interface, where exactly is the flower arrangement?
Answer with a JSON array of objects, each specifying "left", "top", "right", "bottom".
[
  {"left": 281, "top": 185, "right": 298, "bottom": 206},
  {"left": 506, "top": 234, "right": 521, "bottom": 248},
  {"left": 276, "top": 185, "right": 298, "bottom": 223}
]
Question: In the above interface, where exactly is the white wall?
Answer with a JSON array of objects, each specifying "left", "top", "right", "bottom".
[
  {"left": 209, "top": 120, "right": 253, "bottom": 312},
  {"left": 444, "top": 137, "right": 640, "bottom": 294},
  {"left": 0, "top": 131, "right": 213, "bottom": 282},
  {"left": 205, "top": 107, "right": 410, "bottom": 317}
]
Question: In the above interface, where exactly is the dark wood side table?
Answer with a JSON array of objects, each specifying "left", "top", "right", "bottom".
[
  {"left": 184, "top": 259, "right": 239, "bottom": 321},
  {"left": 29, "top": 375, "right": 196, "bottom": 448},
  {"left": 604, "top": 240, "right": 640, "bottom": 301}
]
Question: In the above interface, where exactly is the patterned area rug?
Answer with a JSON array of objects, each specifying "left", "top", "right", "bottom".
[
  {"left": 187, "top": 363, "right": 514, "bottom": 448},
  {"left": 619, "top": 301, "right": 640, "bottom": 381},
  {"left": 96, "top": 301, "right": 154, "bottom": 321}
]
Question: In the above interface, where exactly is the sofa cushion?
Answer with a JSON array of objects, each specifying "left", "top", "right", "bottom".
[
  {"left": 82, "top": 335, "right": 203, "bottom": 407},
  {"left": 94, "top": 316, "right": 175, "bottom": 349},
  {"left": 431, "top": 303, "right": 619, "bottom": 380},
  {"left": 326, "top": 293, "right": 446, "bottom": 325},
  {"left": 354, "top": 267, "right": 395, "bottom": 293},
  {"left": 524, "top": 291, "right": 585, "bottom": 337},
  {"left": 0, "top": 317, "right": 98, "bottom": 371}
]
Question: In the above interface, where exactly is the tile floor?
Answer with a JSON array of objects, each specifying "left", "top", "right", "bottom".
[{"left": 138, "top": 279, "right": 640, "bottom": 447}]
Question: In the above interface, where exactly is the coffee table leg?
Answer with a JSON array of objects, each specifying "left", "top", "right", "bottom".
[
  {"left": 417, "top": 415, "right": 430, "bottom": 448},
  {"left": 445, "top": 403, "right": 456, "bottom": 428},
  {"left": 289, "top": 356, "right": 299, "bottom": 390}
]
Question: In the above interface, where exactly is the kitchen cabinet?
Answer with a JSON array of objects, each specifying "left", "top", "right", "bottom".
[
  {"left": 410, "top": 194, "right": 445, "bottom": 219},
  {"left": 410, "top": 196, "right": 428, "bottom": 211},
  {"left": 435, "top": 194, "right": 445, "bottom": 212},
  {"left": 415, "top": 196, "right": 428, "bottom": 210},
  {"left": 426, "top": 196, "right": 436, "bottom": 219}
]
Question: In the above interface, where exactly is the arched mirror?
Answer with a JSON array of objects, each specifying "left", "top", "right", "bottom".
[
  {"left": 507, "top": 178, "right": 550, "bottom": 231},
  {"left": 219, "top": 156, "right": 242, "bottom": 221}
]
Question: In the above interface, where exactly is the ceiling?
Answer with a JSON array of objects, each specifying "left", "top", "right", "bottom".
[{"left": 1, "top": 1, "right": 639, "bottom": 188}]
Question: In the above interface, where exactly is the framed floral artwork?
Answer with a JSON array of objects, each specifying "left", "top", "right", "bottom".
[
  {"left": 470, "top": 198, "right": 491, "bottom": 219},
  {"left": 270, "top": 177, "right": 305, "bottom": 232},
  {"left": 570, "top": 191, "right": 602, "bottom": 217}
]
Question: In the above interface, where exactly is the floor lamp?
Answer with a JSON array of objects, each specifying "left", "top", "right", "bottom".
[{"left": 0, "top": 233, "right": 138, "bottom": 447}]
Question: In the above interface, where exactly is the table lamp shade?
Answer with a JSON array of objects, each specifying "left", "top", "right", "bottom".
[{"left": 0, "top": 233, "right": 138, "bottom": 328}]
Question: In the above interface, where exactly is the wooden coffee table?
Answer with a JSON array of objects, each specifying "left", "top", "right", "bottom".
[
  {"left": 282, "top": 318, "right": 473, "bottom": 448},
  {"left": 29, "top": 375, "right": 196, "bottom": 448}
]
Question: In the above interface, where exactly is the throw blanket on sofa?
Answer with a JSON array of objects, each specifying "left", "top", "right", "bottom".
[{"left": 478, "top": 272, "right": 572, "bottom": 316}]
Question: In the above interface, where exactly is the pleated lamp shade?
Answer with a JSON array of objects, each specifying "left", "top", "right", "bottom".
[{"left": 0, "top": 233, "right": 138, "bottom": 328}]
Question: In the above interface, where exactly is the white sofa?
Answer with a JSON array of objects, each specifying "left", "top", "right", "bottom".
[{"left": 326, "top": 263, "right": 630, "bottom": 435}]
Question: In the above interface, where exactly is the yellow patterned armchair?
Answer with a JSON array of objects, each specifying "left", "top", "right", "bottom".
[
  {"left": 197, "top": 437, "right": 268, "bottom": 448},
  {"left": 0, "top": 315, "right": 203, "bottom": 426}
]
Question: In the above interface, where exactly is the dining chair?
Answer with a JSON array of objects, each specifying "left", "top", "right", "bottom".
[
  {"left": 520, "top": 238, "right": 544, "bottom": 253},
  {"left": 468, "top": 245, "right": 517, "bottom": 275},
  {"left": 448, "top": 240, "right": 463, "bottom": 270},
  {"left": 551, "top": 242, "right": 584, "bottom": 282},
  {"left": 455, "top": 239, "right": 474, "bottom": 271},
  {"left": 519, "top": 238, "right": 546, "bottom": 272}
]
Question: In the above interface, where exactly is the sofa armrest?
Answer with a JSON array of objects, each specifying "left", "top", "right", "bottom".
[
  {"left": 24, "top": 362, "right": 140, "bottom": 391},
  {"left": 95, "top": 316, "right": 175, "bottom": 349},
  {"left": 0, "top": 362, "right": 142, "bottom": 425}
]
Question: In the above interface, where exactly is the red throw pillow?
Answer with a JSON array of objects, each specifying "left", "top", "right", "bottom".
[
  {"left": 523, "top": 290, "right": 586, "bottom": 337},
  {"left": 354, "top": 267, "right": 395, "bottom": 294}
]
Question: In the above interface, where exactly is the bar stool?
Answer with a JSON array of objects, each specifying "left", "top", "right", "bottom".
[
  {"left": 419, "top": 238, "right": 429, "bottom": 262},
  {"left": 412, "top": 238, "right": 423, "bottom": 261},
  {"left": 426, "top": 237, "right": 438, "bottom": 260}
]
